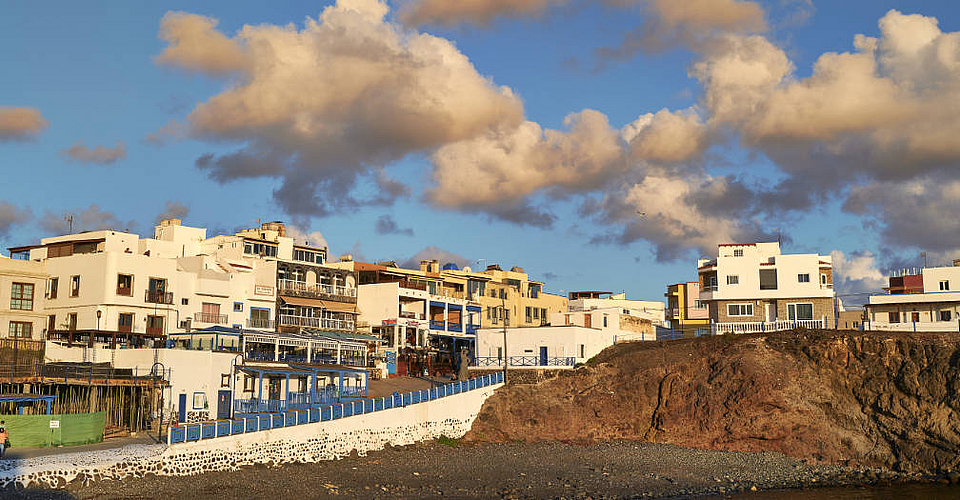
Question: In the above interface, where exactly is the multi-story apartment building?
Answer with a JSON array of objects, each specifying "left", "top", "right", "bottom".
[
  {"left": 567, "top": 291, "right": 664, "bottom": 323},
  {"left": 865, "top": 261, "right": 960, "bottom": 331},
  {"left": 8, "top": 220, "right": 278, "bottom": 347},
  {"left": 451, "top": 264, "right": 567, "bottom": 329},
  {"left": 697, "top": 241, "right": 835, "bottom": 334},
  {"left": 665, "top": 282, "right": 709, "bottom": 337},
  {"left": 1, "top": 255, "right": 48, "bottom": 340},
  {"left": 202, "top": 221, "right": 358, "bottom": 334}
]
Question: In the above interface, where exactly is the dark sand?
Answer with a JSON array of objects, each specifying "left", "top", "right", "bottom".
[{"left": 0, "top": 440, "right": 931, "bottom": 499}]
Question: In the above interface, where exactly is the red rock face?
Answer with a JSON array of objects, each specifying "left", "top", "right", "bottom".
[{"left": 465, "top": 330, "right": 960, "bottom": 474}]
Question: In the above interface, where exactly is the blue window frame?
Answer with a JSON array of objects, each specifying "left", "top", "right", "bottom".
[{"left": 234, "top": 302, "right": 243, "bottom": 312}]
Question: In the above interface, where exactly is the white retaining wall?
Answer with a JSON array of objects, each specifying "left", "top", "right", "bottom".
[{"left": 0, "top": 382, "right": 502, "bottom": 489}]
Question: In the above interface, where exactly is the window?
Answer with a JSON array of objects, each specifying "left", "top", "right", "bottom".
[
  {"left": 243, "top": 241, "right": 277, "bottom": 257},
  {"left": 9, "top": 321, "right": 32, "bottom": 339},
  {"left": 146, "top": 315, "right": 164, "bottom": 334},
  {"left": 694, "top": 300, "right": 706, "bottom": 309},
  {"left": 940, "top": 280, "right": 950, "bottom": 291},
  {"left": 182, "top": 298, "right": 189, "bottom": 305},
  {"left": 68, "top": 313, "right": 78, "bottom": 330},
  {"left": 540, "top": 308, "right": 547, "bottom": 322},
  {"left": 821, "top": 274, "right": 828, "bottom": 285},
  {"left": 727, "top": 303, "right": 754, "bottom": 316},
  {"left": 70, "top": 275, "right": 81, "bottom": 297},
  {"left": 759, "top": 269, "right": 778, "bottom": 290},
  {"left": 939, "top": 310, "right": 952, "bottom": 322},
  {"left": 889, "top": 311, "right": 900, "bottom": 323},
  {"left": 48, "top": 278, "right": 58, "bottom": 299},
  {"left": 579, "top": 344, "right": 585, "bottom": 358},
  {"left": 117, "top": 274, "right": 133, "bottom": 296},
  {"left": 221, "top": 374, "right": 231, "bottom": 388},
  {"left": 293, "top": 248, "right": 324, "bottom": 264},
  {"left": 10, "top": 283, "right": 34, "bottom": 310},
  {"left": 797, "top": 273, "right": 810, "bottom": 283},
  {"left": 243, "top": 375, "right": 254, "bottom": 392},
  {"left": 192, "top": 392, "right": 206, "bottom": 410},
  {"left": 787, "top": 303, "right": 814, "bottom": 321},
  {"left": 726, "top": 275, "right": 739, "bottom": 285},
  {"left": 47, "top": 315, "right": 55, "bottom": 333},
  {"left": 709, "top": 276, "right": 718, "bottom": 288},
  {"left": 525, "top": 306, "right": 532, "bottom": 323},
  {"left": 533, "top": 308, "right": 539, "bottom": 319},
  {"left": 234, "top": 302, "right": 243, "bottom": 312},
  {"left": 118, "top": 313, "right": 134, "bottom": 333},
  {"left": 733, "top": 248, "right": 743, "bottom": 257},
  {"left": 603, "top": 316, "right": 608, "bottom": 327},
  {"left": 528, "top": 284, "right": 540, "bottom": 298}
]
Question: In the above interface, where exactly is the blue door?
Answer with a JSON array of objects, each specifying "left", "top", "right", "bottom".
[
  {"left": 539, "top": 346, "right": 548, "bottom": 366},
  {"left": 217, "top": 390, "right": 232, "bottom": 419},
  {"left": 385, "top": 350, "right": 397, "bottom": 375},
  {"left": 178, "top": 393, "right": 187, "bottom": 423}
]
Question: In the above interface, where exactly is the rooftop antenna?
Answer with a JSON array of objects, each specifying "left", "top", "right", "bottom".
[
  {"left": 64, "top": 214, "right": 74, "bottom": 233},
  {"left": 776, "top": 228, "right": 781, "bottom": 247}
]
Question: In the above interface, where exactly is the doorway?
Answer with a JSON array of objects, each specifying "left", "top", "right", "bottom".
[{"left": 539, "top": 346, "right": 548, "bottom": 366}]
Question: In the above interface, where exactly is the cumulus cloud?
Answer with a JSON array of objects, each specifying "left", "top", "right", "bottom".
[
  {"left": 831, "top": 250, "right": 886, "bottom": 296},
  {"left": 400, "top": 246, "right": 471, "bottom": 270},
  {"left": 285, "top": 225, "right": 330, "bottom": 251},
  {"left": 157, "top": 1, "right": 523, "bottom": 218},
  {"left": 0, "top": 106, "right": 48, "bottom": 141},
  {"left": 0, "top": 202, "right": 33, "bottom": 237},
  {"left": 596, "top": 0, "right": 767, "bottom": 62},
  {"left": 60, "top": 141, "right": 127, "bottom": 165},
  {"left": 375, "top": 214, "right": 414, "bottom": 236},
  {"left": 143, "top": 120, "right": 187, "bottom": 146},
  {"left": 154, "top": 201, "right": 189, "bottom": 224},
  {"left": 399, "top": 0, "right": 566, "bottom": 26},
  {"left": 39, "top": 205, "right": 137, "bottom": 235}
]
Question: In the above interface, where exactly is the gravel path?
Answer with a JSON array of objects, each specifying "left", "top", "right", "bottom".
[{"left": 0, "top": 440, "right": 929, "bottom": 500}]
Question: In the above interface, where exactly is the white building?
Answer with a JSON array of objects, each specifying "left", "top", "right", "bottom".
[
  {"left": 697, "top": 241, "right": 835, "bottom": 334},
  {"left": 865, "top": 262, "right": 960, "bottom": 332},
  {"left": 567, "top": 291, "right": 665, "bottom": 323},
  {"left": 475, "top": 325, "right": 613, "bottom": 367},
  {"left": 0, "top": 255, "right": 47, "bottom": 340}
]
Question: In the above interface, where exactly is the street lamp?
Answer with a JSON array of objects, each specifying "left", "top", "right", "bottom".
[{"left": 96, "top": 309, "right": 102, "bottom": 330}]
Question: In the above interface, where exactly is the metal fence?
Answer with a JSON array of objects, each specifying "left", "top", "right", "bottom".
[
  {"left": 168, "top": 372, "right": 504, "bottom": 445},
  {"left": 472, "top": 356, "right": 575, "bottom": 367}
]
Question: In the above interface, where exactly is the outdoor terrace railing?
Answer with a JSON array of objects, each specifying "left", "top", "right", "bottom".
[
  {"left": 472, "top": 356, "right": 576, "bottom": 367},
  {"left": 0, "top": 363, "right": 172, "bottom": 383},
  {"left": 278, "top": 315, "right": 355, "bottom": 331},
  {"left": 194, "top": 312, "right": 228, "bottom": 324},
  {"left": 247, "top": 318, "right": 275, "bottom": 329},
  {"left": 145, "top": 290, "right": 173, "bottom": 304},
  {"left": 711, "top": 319, "right": 823, "bottom": 335},
  {"left": 278, "top": 279, "right": 357, "bottom": 299},
  {"left": 169, "top": 372, "right": 504, "bottom": 445},
  {"left": 429, "top": 320, "right": 445, "bottom": 330}
]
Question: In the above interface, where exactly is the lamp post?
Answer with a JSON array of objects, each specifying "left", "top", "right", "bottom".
[
  {"left": 501, "top": 295, "right": 508, "bottom": 384},
  {"left": 96, "top": 309, "right": 102, "bottom": 331}
]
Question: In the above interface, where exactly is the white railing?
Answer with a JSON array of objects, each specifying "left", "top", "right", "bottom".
[
  {"left": 865, "top": 321, "right": 960, "bottom": 332},
  {"left": 278, "top": 279, "right": 357, "bottom": 298},
  {"left": 278, "top": 315, "right": 355, "bottom": 331},
  {"left": 711, "top": 319, "right": 823, "bottom": 335}
]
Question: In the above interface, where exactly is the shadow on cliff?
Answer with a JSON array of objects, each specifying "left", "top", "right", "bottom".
[
  {"left": 0, "top": 485, "right": 76, "bottom": 499},
  {"left": 464, "top": 330, "right": 960, "bottom": 474}
]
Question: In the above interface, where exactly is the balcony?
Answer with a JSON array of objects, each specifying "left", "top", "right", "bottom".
[
  {"left": 194, "top": 312, "right": 228, "bottom": 324},
  {"left": 473, "top": 356, "right": 576, "bottom": 367},
  {"left": 447, "top": 322, "right": 462, "bottom": 333},
  {"left": 711, "top": 319, "right": 823, "bottom": 335},
  {"left": 278, "top": 315, "right": 354, "bottom": 331},
  {"left": 429, "top": 320, "right": 445, "bottom": 330},
  {"left": 247, "top": 318, "right": 275, "bottom": 329},
  {"left": 465, "top": 323, "right": 479, "bottom": 334},
  {"left": 144, "top": 290, "right": 173, "bottom": 305},
  {"left": 399, "top": 311, "right": 425, "bottom": 320},
  {"left": 397, "top": 280, "right": 427, "bottom": 291},
  {"left": 278, "top": 279, "right": 357, "bottom": 302}
]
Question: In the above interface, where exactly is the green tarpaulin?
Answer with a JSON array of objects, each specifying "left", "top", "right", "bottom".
[{"left": 1, "top": 412, "right": 104, "bottom": 448}]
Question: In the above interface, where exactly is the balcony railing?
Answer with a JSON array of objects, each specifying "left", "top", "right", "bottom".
[
  {"left": 194, "top": 312, "right": 228, "bottom": 324},
  {"left": 429, "top": 320, "right": 445, "bottom": 330},
  {"left": 447, "top": 322, "right": 462, "bottom": 333},
  {"left": 116, "top": 286, "right": 132, "bottom": 297},
  {"left": 339, "top": 386, "right": 367, "bottom": 399},
  {"left": 473, "top": 356, "right": 576, "bottom": 367},
  {"left": 399, "top": 311, "right": 425, "bottom": 320},
  {"left": 278, "top": 315, "right": 354, "bottom": 331},
  {"left": 145, "top": 290, "right": 173, "bottom": 304},
  {"left": 234, "top": 398, "right": 286, "bottom": 414},
  {"left": 701, "top": 285, "right": 718, "bottom": 292},
  {"left": 711, "top": 319, "right": 823, "bottom": 335},
  {"left": 465, "top": 323, "right": 479, "bottom": 334},
  {"left": 397, "top": 280, "right": 427, "bottom": 291},
  {"left": 278, "top": 279, "right": 357, "bottom": 299},
  {"left": 247, "top": 318, "right": 275, "bottom": 329}
]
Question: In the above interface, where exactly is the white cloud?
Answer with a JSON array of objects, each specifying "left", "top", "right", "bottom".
[
  {"left": 0, "top": 106, "right": 48, "bottom": 141},
  {"left": 831, "top": 250, "right": 886, "bottom": 295},
  {"left": 60, "top": 141, "right": 127, "bottom": 165}
]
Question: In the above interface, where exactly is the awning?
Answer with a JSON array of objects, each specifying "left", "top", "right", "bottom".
[
  {"left": 430, "top": 301, "right": 446, "bottom": 309},
  {"left": 321, "top": 300, "right": 357, "bottom": 314},
  {"left": 280, "top": 296, "right": 326, "bottom": 308},
  {"left": 466, "top": 305, "right": 482, "bottom": 312}
]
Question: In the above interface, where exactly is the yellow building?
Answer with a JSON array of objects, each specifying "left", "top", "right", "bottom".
[
  {"left": 665, "top": 282, "right": 710, "bottom": 337},
  {"left": 445, "top": 264, "right": 567, "bottom": 329}
]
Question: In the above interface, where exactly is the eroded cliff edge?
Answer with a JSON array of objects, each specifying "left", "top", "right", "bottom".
[{"left": 465, "top": 331, "right": 960, "bottom": 474}]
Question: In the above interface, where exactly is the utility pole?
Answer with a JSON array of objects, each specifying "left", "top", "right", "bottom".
[
  {"left": 501, "top": 295, "right": 508, "bottom": 384},
  {"left": 64, "top": 214, "right": 74, "bottom": 233}
]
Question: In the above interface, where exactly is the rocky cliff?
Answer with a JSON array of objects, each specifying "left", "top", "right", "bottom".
[{"left": 465, "top": 330, "right": 960, "bottom": 474}]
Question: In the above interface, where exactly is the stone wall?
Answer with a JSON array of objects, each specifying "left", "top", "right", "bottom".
[
  {"left": 471, "top": 368, "right": 563, "bottom": 385},
  {"left": 0, "top": 382, "right": 502, "bottom": 489}
]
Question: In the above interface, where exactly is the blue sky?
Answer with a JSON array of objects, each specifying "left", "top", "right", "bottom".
[{"left": 2, "top": 0, "right": 959, "bottom": 304}]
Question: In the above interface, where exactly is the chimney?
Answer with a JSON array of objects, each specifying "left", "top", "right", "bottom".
[
  {"left": 954, "top": 259, "right": 960, "bottom": 267},
  {"left": 160, "top": 218, "right": 181, "bottom": 227},
  {"left": 420, "top": 260, "right": 439, "bottom": 273},
  {"left": 340, "top": 254, "right": 353, "bottom": 262}
]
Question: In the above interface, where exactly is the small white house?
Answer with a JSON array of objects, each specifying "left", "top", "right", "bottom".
[{"left": 475, "top": 325, "right": 619, "bottom": 367}]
